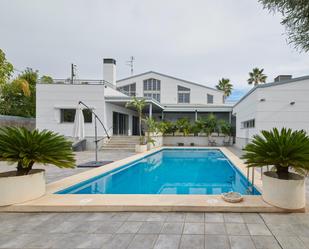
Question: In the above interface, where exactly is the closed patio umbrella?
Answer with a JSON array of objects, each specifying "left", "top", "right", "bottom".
[{"left": 73, "top": 104, "right": 85, "bottom": 140}]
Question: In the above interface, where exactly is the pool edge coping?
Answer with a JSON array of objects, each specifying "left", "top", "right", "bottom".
[{"left": 0, "top": 146, "right": 304, "bottom": 213}]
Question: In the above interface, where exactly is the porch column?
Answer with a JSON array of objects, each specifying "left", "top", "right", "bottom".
[
  {"left": 161, "top": 110, "right": 164, "bottom": 120},
  {"left": 149, "top": 103, "right": 153, "bottom": 118},
  {"left": 229, "top": 111, "right": 232, "bottom": 124},
  {"left": 195, "top": 110, "right": 198, "bottom": 121}
]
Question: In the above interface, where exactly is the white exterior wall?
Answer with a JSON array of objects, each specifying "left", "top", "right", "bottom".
[
  {"left": 233, "top": 79, "right": 309, "bottom": 149},
  {"left": 117, "top": 72, "right": 224, "bottom": 105},
  {"left": 36, "top": 84, "right": 136, "bottom": 138}
]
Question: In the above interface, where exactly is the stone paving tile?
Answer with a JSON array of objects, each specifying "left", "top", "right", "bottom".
[
  {"left": 260, "top": 213, "right": 299, "bottom": 224},
  {"left": 290, "top": 223, "right": 309, "bottom": 237},
  {"left": 116, "top": 221, "right": 143, "bottom": 234},
  {"left": 166, "top": 213, "right": 186, "bottom": 222},
  {"left": 161, "top": 222, "right": 184, "bottom": 234},
  {"left": 266, "top": 223, "right": 296, "bottom": 236},
  {"left": 229, "top": 235, "right": 256, "bottom": 249},
  {"left": 185, "top": 212, "right": 205, "bottom": 222},
  {"left": 251, "top": 235, "right": 281, "bottom": 249},
  {"left": 0, "top": 234, "right": 42, "bottom": 249},
  {"left": 127, "top": 212, "right": 151, "bottom": 221},
  {"left": 183, "top": 222, "right": 204, "bottom": 234},
  {"left": 205, "top": 213, "right": 224, "bottom": 223},
  {"left": 205, "top": 235, "right": 230, "bottom": 249},
  {"left": 205, "top": 223, "right": 226, "bottom": 235},
  {"left": 154, "top": 234, "right": 181, "bottom": 249},
  {"left": 46, "top": 233, "right": 87, "bottom": 249},
  {"left": 75, "top": 234, "right": 113, "bottom": 248},
  {"left": 71, "top": 221, "right": 105, "bottom": 234},
  {"left": 138, "top": 222, "right": 163, "bottom": 234},
  {"left": 49, "top": 221, "right": 80, "bottom": 233},
  {"left": 299, "top": 236, "right": 309, "bottom": 249},
  {"left": 147, "top": 213, "right": 168, "bottom": 222},
  {"left": 86, "top": 212, "right": 130, "bottom": 222},
  {"left": 94, "top": 221, "right": 123, "bottom": 234},
  {"left": 103, "top": 233, "right": 134, "bottom": 249},
  {"left": 276, "top": 235, "right": 307, "bottom": 249},
  {"left": 241, "top": 213, "right": 264, "bottom": 224},
  {"left": 179, "top": 234, "right": 204, "bottom": 249},
  {"left": 127, "top": 234, "right": 158, "bottom": 249},
  {"left": 223, "top": 213, "right": 244, "bottom": 223},
  {"left": 246, "top": 223, "right": 272, "bottom": 236},
  {"left": 225, "top": 223, "right": 250, "bottom": 236},
  {"left": 23, "top": 233, "right": 55, "bottom": 248}
]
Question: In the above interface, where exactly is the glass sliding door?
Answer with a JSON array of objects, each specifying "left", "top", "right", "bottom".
[{"left": 113, "top": 112, "right": 129, "bottom": 135}]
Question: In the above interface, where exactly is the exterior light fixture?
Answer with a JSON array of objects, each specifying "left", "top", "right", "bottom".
[
  {"left": 290, "top": 101, "right": 295, "bottom": 105},
  {"left": 260, "top": 98, "right": 266, "bottom": 102}
]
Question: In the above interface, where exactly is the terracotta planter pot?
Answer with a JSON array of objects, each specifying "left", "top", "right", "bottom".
[
  {"left": 0, "top": 169, "right": 46, "bottom": 206},
  {"left": 262, "top": 171, "right": 305, "bottom": 210},
  {"left": 135, "top": 144, "right": 147, "bottom": 153}
]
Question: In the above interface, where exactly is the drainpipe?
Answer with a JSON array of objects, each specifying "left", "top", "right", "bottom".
[
  {"left": 149, "top": 103, "right": 153, "bottom": 118},
  {"left": 195, "top": 110, "right": 198, "bottom": 121}
]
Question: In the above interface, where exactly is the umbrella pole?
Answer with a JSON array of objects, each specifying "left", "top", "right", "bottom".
[{"left": 95, "top": 117, "right": 98, "bottom": 162}]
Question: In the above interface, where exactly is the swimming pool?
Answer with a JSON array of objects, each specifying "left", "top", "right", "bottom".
[{"left": 57, "top": 149, "right": 260, "bottom": 195}]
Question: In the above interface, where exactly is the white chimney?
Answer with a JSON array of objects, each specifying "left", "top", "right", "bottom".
[{"left": 103, "top": 58, "right": 116, "bottom": 85}]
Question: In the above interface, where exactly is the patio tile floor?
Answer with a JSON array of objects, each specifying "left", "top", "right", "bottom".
[{"left": 0, "top": 147, "right": 308, "bottom": 248}]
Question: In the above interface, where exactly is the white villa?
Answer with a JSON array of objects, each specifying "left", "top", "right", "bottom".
[{"left": 36, "top": 58, "right": 309, "bottom": 149}]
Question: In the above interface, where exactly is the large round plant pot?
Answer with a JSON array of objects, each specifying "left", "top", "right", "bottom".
[
  {"left": 0, "top": 169, "right": 46, "bottom": 206},
  {"left": 135, "top": 144, "right": 147, "bottom": 153},
  {"left": 262, "top": 171, "right": 305, "bottom": 210}
]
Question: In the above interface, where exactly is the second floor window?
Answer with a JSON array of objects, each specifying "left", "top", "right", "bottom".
[
  {"left": 207, "top": 94, "right": 214, "bottom": 104},
  {"left": 117, "top": 83, "right": 136, "bottom": 96},
  {"left": 60, "top": 109, "right": 92, "bottom": 123},
  {"left": 143, "top": 78, "right": 161, "bottom": 102},
  {"left": 178, "top": 85, "right": 190, "bottom": 103}
]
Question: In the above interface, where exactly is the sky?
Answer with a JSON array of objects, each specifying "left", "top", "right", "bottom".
[{"left": 1, "top": 0, "right": 308, "bottom": 102}]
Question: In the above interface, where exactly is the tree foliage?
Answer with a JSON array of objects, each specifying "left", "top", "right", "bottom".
[
  {"left": 248, "top": 68, "right": 267, "bottom": 86},
  {"left": 0, "top": 49, "right": 14, "bottom": 85},
  {"left": 0, "top": 127, "right": 75, "bottom": 176},
  {"left": 216, "top": 78, "right": 233, "bottom": 100},
  {"left": 259, "top": 0, "right": 309, "bottom": 52},
  {"left": 241, "top": 128, "right": 309, "bottom": 179}
]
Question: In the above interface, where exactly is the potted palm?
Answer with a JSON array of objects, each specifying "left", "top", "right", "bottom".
[
  {"left": 242, "top": 128, "right": 309, "bottom": 210},
  {"left": 219, "top": 120, "right": 232, "bottom": 146},
  {"left": 144, "top": 117, "right": 158, "bottom": 150},
  {"left": 126, "top": 97, "right": 147, "bottom": 153},
  {"left": 0, "top": 127, "right": 75, "bottom": 206}
]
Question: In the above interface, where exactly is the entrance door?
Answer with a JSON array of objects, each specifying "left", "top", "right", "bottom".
[
  {"left": 132, "top": 116, "right": 139, "bottom": 135},
  {"left": 113, "top": 112, "right": 129, "bottom": 135}
]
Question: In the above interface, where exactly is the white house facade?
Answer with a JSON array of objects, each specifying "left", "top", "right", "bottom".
[
  {"left": 36, "top": 58, "right": 233, "bottom": 140},
  {"left": 233, "top": 75, "right": 309, "bottom": 149}
]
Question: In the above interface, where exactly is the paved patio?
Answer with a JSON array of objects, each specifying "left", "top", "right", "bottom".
[{"left": 0, "top": 147, "right": 308, "bottom": 248}]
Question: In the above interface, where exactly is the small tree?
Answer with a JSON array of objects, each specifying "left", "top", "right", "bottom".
[
  {"left": 241, "top": 128, "right": 309, "bottom": 179},
  {"left": 0, "top": 49, "right": 14, "bottom": 85},
  {"left": 126, "top": 97, "right": 146, "bottom": 144},
  {"left": 0, "top": 127, "right": 75, "bottom": 176},
  {"left": 218, "top": 120, "right": 232, "bottom": 142},
  {"left": 176, "top": 118, "right": 191, "bottom": 136},
  {"left": 40, "top": 75, "right": 54, "bottom": 84},
  {"left": 216, "top": 78, "right": 233, "bottom": 102},
  {"left": 248, "top": 68, "right": 267, "bottom": 86}
]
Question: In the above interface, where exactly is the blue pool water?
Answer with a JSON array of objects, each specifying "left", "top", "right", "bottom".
[{"left": 57, "top": 149, "right": 260, "bottom": 195}]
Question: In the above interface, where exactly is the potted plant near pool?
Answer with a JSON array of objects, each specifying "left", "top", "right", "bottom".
[
  {"left": 0, "top": 127, "right": 75, "bottom": 206},
  {"left": 242, "top": 128, "right": 309, "bottom": 210},
  {"left": 126, "top": 97, "right": 147, "bottom": 153}
]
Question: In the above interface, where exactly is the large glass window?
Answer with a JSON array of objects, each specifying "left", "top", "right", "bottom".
[
  {"left": 117, "top": 83, "right": 136, "bottom": 96},
  {"left": 178, "top": 85, "right": 190, "bottom": 103},
  {"left": 60, "top": 109, "right": 92, "bottom": 123},
  {"left": 143, "top": 78, "right": 161, "bottom": 102}
]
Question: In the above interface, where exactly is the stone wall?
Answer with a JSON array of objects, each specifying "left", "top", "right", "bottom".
[{"left": 0, "top": 115, "right": 35, "bottom": 130}]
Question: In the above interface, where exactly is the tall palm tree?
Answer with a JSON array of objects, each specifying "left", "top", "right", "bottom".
[
  {"left": 216, "top": 78, "right": 233, "bottom": 101},
  {"left": 248, "top": 68, "right": 267, "bottom": 86},
  {"left": 126, "top": 97, "right": 146, "bottom": 144}
]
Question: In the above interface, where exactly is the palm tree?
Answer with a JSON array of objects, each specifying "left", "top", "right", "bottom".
[
  {"left": 126, "top": 97, "right": 146, "bottom": 144},
  {"left": 216, "top": 78, "right": 233, "bottom": 101},
  {"left": 248, "top": 68, "right": 267, "bottom": 86},
  {"left": 241, "top": 128, "right": 309, "bottom": 179},
  {"left": 0, "top": 127, "right": 75, "bottom": 176}
]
